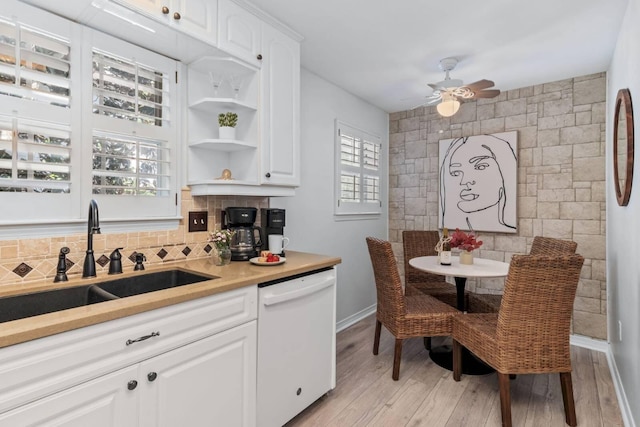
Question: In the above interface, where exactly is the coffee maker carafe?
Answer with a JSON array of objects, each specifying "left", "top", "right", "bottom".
[{"left": 224, "top": 207, "right": 263, "bottom": 261}]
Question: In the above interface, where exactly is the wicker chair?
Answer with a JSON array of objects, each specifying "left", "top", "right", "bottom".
[
  {"left": 366, "top": 237, "right": 459, "bottom": 380},
  {"left": 468, "top": 236, "right": 578, "bottom": 313},
  {"left": 452, "top": 254, "right": 584, "bottom": 427},
  {"left": 402, "top": 230, "right": 465, "bottom": 308}
]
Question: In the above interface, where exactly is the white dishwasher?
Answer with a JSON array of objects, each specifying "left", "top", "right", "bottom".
[{"left": 257, "top": 267, "right": 337, "bottom": 427}]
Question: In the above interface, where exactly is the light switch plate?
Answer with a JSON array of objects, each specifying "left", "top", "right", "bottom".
[{"left": 188, "top": 211, "right": 208, "bottom": 232}]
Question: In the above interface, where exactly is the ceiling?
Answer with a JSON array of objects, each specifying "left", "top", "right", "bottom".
[{"left": 249, "top": 0, "right": 629, "bottom": 113}]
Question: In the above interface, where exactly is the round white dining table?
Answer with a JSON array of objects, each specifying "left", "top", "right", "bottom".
[
  {"left": 408, "top": 255, "right": 510, "bottom": 375},
  {"left": 409, "top": 255, "right": 510, "bottom": 311}
]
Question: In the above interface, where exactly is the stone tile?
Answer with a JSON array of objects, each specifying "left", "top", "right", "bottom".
[
  {"left": 574, "top": 296, "right": 601, "bottom": 313},
  {"left": 518, "top": 197, "right": 537, "bottom": 218},
  {"left": 479, "top": 118, "right": 505, "bottom": 134},
  {"left": 575, "top": 111, "right": 591, "bottom": 125},
  {"left": 404, "top": 130, "right": 421, "bottom": 142},
  {"left": 542, "top": 172, "right": 573, "bottom": 189},
  {"left": 573, "top": 142, "right": 602, "bottom": 158},
  {"left": 405, "top": 198, "right": 426, "bottom": 216},
  {"left": 496, "top": 99, "right": 527, "bottom": 117},
  {"left": 574, "top": 76, "right": 606, "bottom": 105},
  {"left": 505, "top": 114, "right": 527, "bottom": 129},
  {"left": 537, "top": 129, "right": 560, "bottom": 146},
  {"left": 573, "top": 234, "right": 606, "bottom": 259},
  {"left": 577, "top": 279, "right": 602, "bottom": 299},
  {"left": 405, "top": 141, "right": 426, "bottom": 158},
  {"left": 560, "top": 202, "right": 600, "bottom": 220},
  {"left": 494, "top": 236, "right": 527, "bottom": 253},
  {"left": 537, "top": 189, "right": 576, "bottom": 202},
  {"left": 573, "top": 311, "right": 607, "bottom": 339},
  {"left": 542, "top": 145, "right": 572, "bottom": 165},
  {"left": 591, "top": 260, "right": 606, "bottom": 281},
  {"left": 560, "top": 124, "right": 601, "bottom": 144},
  {"left": 544, "top": 79, "right": 573, "bottom": 93},
  {"left": 538, "top": 114, "right": 576, "bottom": 130},
  {"left": 573, "top": 157, "right": 605, "bottom": 181},
  {"left": 542, "top": 219, "right": 572, "bottom": 237},
  {"left": 543, "top": 98, "right": 573, "bottom": 116},
  {"left": 575, "top": 188, "right": 591, "bottom": 202},
  {"left": 537, "top": 202, "right": 560, "bottom": 218}
]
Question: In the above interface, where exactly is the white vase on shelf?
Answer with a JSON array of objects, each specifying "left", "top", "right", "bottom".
[{"left": 219, "top": 126, "right": 236, "bottom": 140}]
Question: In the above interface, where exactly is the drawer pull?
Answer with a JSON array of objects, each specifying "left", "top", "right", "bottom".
[
  {"left": 127, "top": 380, "right": 138, "bottom": 390},
  {"left": 126, "top": 331, "right": 160, "bottom": 346},
  {"left": 148, "top": 372, "right": 158, "bottom": 382}
]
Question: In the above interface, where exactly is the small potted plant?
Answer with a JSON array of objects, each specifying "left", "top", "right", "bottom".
[
  {"left": 449, "top": 228, "right": 483, "bottom": 265},
  {"left": 218, "top": 112, "right": 238, "bottom": 140}
]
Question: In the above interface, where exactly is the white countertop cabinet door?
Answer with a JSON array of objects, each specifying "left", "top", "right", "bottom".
[{"left": 260, "top": 23, "right": 300, "bottom": 187}]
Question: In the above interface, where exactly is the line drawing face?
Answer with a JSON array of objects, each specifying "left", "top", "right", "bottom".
[{"left": 439, "top": 132, "right": 518, "bottom": 233}]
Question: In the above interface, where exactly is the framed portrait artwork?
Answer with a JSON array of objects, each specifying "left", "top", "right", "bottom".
[{"left": 438, "top": 131, "right": 518, "bottom": 233}]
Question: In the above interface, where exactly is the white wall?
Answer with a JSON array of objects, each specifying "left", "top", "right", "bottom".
[
  {"left": 607, "top": 0, "right": 640, "bottom": 424},
  {"left": 270, "top": 68, "right": 389, "bottom": 326}
]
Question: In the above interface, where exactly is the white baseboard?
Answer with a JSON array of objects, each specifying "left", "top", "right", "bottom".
[
  {"left": 569, "top": 334, "right": 608, "bottom": 352},
  {"left": 336, "top": 303, "right": 376, "bottom": 333}
]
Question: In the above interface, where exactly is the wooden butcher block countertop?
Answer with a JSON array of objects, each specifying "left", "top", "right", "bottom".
[{"left": 0, "top": 251, "right": 341, "bottom": 348}]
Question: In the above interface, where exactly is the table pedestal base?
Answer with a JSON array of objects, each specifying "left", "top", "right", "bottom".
[{"left": 429, "top": 345, "right": 494, "bottom": 375}]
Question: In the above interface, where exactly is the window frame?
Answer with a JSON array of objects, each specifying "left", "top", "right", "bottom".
[{"left": 334, "top": 120, "right": 383, "bottom": 217}]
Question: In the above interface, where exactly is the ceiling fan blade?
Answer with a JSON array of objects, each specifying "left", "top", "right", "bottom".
[
  {"left": 410, "top": 95, "right": 441, "bottom": 110},
  {"left": 464, "top": 79, "right": 495, "bottom": 92},
  {"left": 471, "top": 89, "right": 501, "bottom": 99}
]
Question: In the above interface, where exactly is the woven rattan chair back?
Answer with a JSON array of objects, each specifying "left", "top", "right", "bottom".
[
  {"left": 496, "top": 254, "right": 584, "bottom": 372},
  {"left": 530, "top": 236, "right": 578, "bottom": 256},
  {"left": 366, "top": 237, "right": 406, "bottom": 322},
  {"left": 402, "top": 230, "right": 446, "bottom": 285}
]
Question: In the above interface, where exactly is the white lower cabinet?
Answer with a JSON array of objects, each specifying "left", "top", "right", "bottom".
[
  {"left": 139, "top": 321, "right": 256, "bottom": 427},
  {"left": 0, "top": 365, "right": 139, "bottom": 426},
  {"left": 0, "top": 286, "right": 257, "bottom": 426}
]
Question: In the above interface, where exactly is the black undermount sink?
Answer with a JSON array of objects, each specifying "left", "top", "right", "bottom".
[
  {"left": 0, "top": 269, "right": 216, "bottom": 323},
  {"left": 95, "top": 270, "right": 214, "bottom": 298}
]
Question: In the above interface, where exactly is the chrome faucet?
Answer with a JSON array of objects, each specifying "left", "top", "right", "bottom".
[{"left": 82, "top": 199, "right": 101, "bottom": 278}]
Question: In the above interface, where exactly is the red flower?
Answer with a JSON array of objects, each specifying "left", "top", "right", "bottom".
[{"left": 449, "top": 228, "right": 483, "bottom": 252}]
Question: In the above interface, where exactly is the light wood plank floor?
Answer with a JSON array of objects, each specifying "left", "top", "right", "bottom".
[{"left": 286, "top": 314, "right": 623, "bottom": 427}]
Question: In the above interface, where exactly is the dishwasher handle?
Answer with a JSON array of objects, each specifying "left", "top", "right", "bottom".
[{"left": 262, "top": 277, "right": 334, "bottom": 306}]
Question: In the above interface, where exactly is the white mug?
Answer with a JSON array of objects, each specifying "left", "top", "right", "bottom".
[{"left": 268, "top": 234, "right": 290, "bottom": 255}]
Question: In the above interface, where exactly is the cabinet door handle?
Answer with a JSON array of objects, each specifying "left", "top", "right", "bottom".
[
  {"left": 257, "top": 54, "right": 263, "bottom": 60},
  {"left": 161, "top": 6, "right": 169, "bottom": 14},
  {"left": 173, "top": 12, "right": 181, "bottom": 20},
  {"left": 126, "top": 331, "right": 160, "bottom": 346},
  {"left": 147, "top": 372, "right": 158, "bottom": 382},
  {"left": 265, "top": 172, "right": 271, "bottom": 178},
  {"left": 127, "top": 380, "right": 138, "bottom": 390}
]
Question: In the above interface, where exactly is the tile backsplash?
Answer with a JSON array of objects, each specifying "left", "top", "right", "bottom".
[{"left": 0, "top": 189, "right": 268, "bottom": 287}]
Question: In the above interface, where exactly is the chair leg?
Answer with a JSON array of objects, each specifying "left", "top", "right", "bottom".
[
  {"left": 373, "top": 320, "right": 382, "bottom": 355},
  {"left": 452, "top": 339, "right": 462, "bottom": 381},
  {"left": 497, "top": 372, "right": 512, "bottom": 427},
  {"left": 392, "top": 339, "right": 403, "bottom": 381},
  {"left": 423, "top": 337, "right": 432, "bottom": 350},
  {"left": 560, "top": 372, "right": 577, "bottom": 426}
]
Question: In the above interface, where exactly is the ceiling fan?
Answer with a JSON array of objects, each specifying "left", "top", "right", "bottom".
[{"left": 414, "top": 57, "right": 501, "bottom": 116}]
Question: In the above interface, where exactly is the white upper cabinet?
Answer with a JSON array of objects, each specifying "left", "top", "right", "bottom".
[
  {"left": 217, "top": 0, "right": 262, "bottom": 67},
  {"left": 260, "top": 23, "right": 300, "bottom": 187},
  {"left": 114, "top": 0, "right": 217, "bottom": 43}
]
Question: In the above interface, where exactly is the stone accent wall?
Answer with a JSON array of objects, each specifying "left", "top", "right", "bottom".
[
  {"left": 0, "top": 190, "right": 268, "bottom": 286},
  {"left": 389, "top": 73, "right": 607, "bottom": 339}
]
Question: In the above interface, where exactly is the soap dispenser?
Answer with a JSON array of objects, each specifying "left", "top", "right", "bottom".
[
  {"left": 108, "top": 247, "right": 124, "bottom": 275},
  {"left": 134, "top": 252, "right": 146, "bottom": 271}
]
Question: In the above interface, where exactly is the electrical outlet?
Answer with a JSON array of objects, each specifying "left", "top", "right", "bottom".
[
  {"left": 618, "top": 320, "right": 623, "bottom": 342},
  {"left": 188, "top": 211, "right": 208, "bottom": 232}
]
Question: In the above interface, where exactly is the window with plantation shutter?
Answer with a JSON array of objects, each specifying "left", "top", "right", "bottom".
[
  {"left": 87, "top": 31, "right": 177, "bottom": 220},
  {"left": 0, "top": 19, "right": 71, "bottom": 108},
  {"left": 0, "top": 116, "right": 71, "bottom": 193},
  {"left": 92, "top": 50, "right": 170, "bottom": 127},
  {"left": 335, "top": 121, "right": 382, "bottom": 216}
]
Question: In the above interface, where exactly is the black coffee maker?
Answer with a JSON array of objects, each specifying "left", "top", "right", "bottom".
[
  {"left": 261, "top": 208, "right": 286, "bottom": 253},
  {"left": 223, "top": 207, "right": 263, "bottom": 261}
]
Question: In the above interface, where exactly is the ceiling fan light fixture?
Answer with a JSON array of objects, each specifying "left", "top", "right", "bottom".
[{"left": 436, "top": 93, "right": 460, "bottom": 117}]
